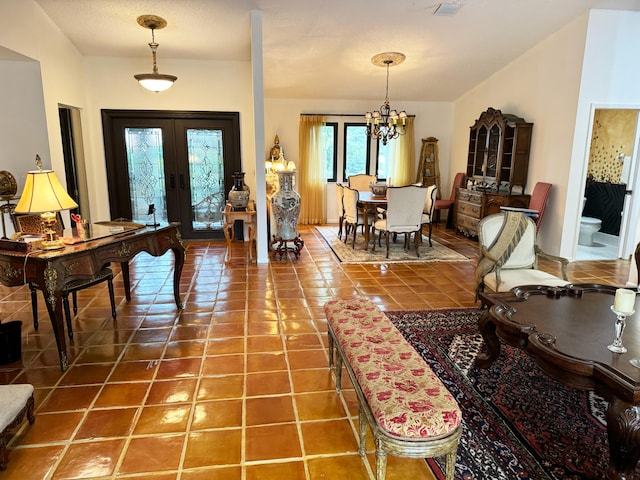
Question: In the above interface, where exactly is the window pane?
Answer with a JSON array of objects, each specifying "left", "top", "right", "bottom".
[
  {"left": 321, "top": 123, "right": 337, "bottom": 182},
  {"left": 124, "top": 127, "right": 168, "bottom": 224},
  {"left": 344, "top": 124, "right": 370, "bottom": 179},
  {"left": 376, "top": 140, "right": 393, "bottom": 180}
]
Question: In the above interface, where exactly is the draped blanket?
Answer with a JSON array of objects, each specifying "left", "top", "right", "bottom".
[{"left": 474, "top": 211, "right": 529, "bottom": 294}]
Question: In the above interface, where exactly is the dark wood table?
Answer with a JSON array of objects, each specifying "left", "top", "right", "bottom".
[
  {"left": 0, "top": 222, "right": 185, "bottom": 371},
  {"left": 356, "top": 191, "right": 387, "bottom": 250},
  {"left": 477, "top": 284, "right": 640, "bottom": 480}
]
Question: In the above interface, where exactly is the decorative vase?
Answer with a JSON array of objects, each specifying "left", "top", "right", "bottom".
[
  {"left": 228, "top": 172, "right": 250, "bottom": 210},
  {"left": 271, "top": 171, "right": 300, "bottom": 241}
]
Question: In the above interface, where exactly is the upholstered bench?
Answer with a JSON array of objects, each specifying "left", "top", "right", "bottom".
[
  {"left": 325, "top": 298, "right": 461, "bottom": 480},
  {"left": 0, "top": 384, "right": 35, "bottom": 470}
]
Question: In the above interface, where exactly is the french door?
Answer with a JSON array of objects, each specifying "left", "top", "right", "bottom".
[{"left": 102, "top": 111, "right": 241, "bottom": 239}]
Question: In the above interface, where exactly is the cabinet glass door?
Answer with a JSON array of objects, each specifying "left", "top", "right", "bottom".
[{"left": 486, "top": 124, "right": 501, "bottom": 178}]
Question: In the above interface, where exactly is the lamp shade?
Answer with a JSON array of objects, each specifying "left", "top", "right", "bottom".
[
  {"left": 134, "top": 73, "right": 177, "bottom": 92},
  {"left": 14, "top": 170, "right": 78, "bottom": 214}
]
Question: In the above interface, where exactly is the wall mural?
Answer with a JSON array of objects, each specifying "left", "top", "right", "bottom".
[{"left": 587, "top": 109, "right": 637, "bottom": 183}]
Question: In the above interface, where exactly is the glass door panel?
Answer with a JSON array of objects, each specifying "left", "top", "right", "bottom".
[
  {"left": 187, "top": 129, "right": 225, "bottom": 231},
  {"left": 124, "top": 127, "right": 168, "bottom": 224}
]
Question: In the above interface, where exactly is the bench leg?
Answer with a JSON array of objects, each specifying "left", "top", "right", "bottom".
[
  {"left": 358, "top": 407, "right": 367, "bottom": 456},
  {"left": 335, "top": 351, "right": 343, "bottom": 392},
  {"left": 444, "top": 448, "right": 456, "bottom": 480},
  {"left": 328, "top": 329, "right": 334, "bottom": 370},
  {"left": 375, "top": 437, "right": 388, "bottom": 480}
]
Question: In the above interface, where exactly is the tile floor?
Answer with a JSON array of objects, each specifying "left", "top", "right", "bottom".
[{"left": 0, "top": 223, "right": 632, "bottom": 479}]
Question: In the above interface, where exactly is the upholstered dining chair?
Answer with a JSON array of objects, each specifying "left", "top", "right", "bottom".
[
  {"left": 335, "top": 183, "right": 345, "bottom": 240},
  {"left": 434, "top": 172, "right": 466, "bottom": 228},
  {"left": 421, "top": 185, "right": 438, "bottom": 247},
  {"left": 371, "top": 185, "right": 428, "bottom": 258},
  {"left": 500, "top": 182, "right": 552, "bottom": 232},
  {"left": 347, "top": 174, "right": 377, "bottom": 193},
  {"left": 342, "top": 186, "right": 365, "bottom": 249},
  {"left": 12, "top": 213, "right": 117, "bottom": 339},
  {"left": 475, "top": 211, "right": 569, "bottom": 296}
]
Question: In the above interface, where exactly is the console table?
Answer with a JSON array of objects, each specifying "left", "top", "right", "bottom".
[
  {"left": 0, "top": 222, "right": 185, "bottom": 371},
  {"left": 477, "top": 284, "right": 640, "bottom": 479}
]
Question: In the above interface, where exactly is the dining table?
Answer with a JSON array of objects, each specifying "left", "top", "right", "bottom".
[{"left": 356, "top": 191, "right": 387, "bottom": 250}]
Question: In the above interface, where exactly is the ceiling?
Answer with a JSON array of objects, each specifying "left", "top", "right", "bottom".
[{"left": 33, "top": 0, "right": 640, "bottom": 102}]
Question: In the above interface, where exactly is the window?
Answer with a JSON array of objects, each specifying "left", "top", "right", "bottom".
[
  {"left": 343, "top": 123, "right": 371, "bottom": 180},
  {"left": 375, "top": 140, "right": 392, "bottom": 181},
  {"left": 321, "top": 123, "right": 337, "bottom": 182}
]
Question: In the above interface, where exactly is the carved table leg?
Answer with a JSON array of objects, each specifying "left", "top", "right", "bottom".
[
  {"left": 171, "top": 245, "right": 184, "bottom": 309},
  {"left": 120, "top": 261, "right": 131, "bottom": 301},
  {"left": 44, "top": 288, "right": 69, "bottom": 371},
  {"left": 605, "top": 396, "right": 640, "bottom": 479},
  {"left": 474, "top": 308, "right": 501, "bottom": 368}
]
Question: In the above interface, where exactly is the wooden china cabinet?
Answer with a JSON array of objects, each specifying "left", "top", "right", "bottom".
[{"left": 454, "top": 107, "right": 533, "bottom": 236}]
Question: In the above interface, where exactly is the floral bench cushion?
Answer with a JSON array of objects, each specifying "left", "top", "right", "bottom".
[{"left": 325, "top": 298, "right": 461, "bottom": 441}]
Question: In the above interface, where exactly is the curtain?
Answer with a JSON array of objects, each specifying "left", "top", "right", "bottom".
[
  {"left": 298, "top": 115, "right": 326, "bottom": 224},
  {"left": 388, "top": 116, "right": 415, "bottom": 186}
]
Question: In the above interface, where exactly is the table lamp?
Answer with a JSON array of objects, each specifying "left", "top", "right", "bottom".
[{"left": 14, "top": 155, "right": 78, "bottom": 250}]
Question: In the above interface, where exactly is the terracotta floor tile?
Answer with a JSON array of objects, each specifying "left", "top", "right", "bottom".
[
  {"left": 52, "top": 439, "right": 125, "bottom": 479},
  {"left": 245, "top": 423, "right": 301, "bottom": 461},
  {"left": 156, "top": 357, "right": 203, "bottom": 379},
  {"left": 366, "top": 453, "right": 437, "bottom": 480},
  {"left": 295, "top": 391, "right": 347, "bottom": 420},
  {"left": 206, "top": 337, "right": 244, "bottom": 355},
  {"left": 281, "top": 321, "right": 318, "bottom": 334},
  {"left": 307, "top": 454, "right": 371, "bottom": 479},
  {"left": 190, "top": 399, "right": 242, "bottom": 430},
  {"left": 14, "top": 411, "right": 84, "bottom": 444},
  {"left": 196, "top": 375, "right": 244, "bottom": 400},
  {"left": 246, "top": 371, "right": 291, "bottom": 396},
  {"left": 122, "top": 342, "right": 166, "bottom": 361},
  {"left": 287, "top": 349, "right": 329, "bottom": 370},
  {"left": 0, "top": 445, "right": 65, "bottom": 479},
  {"left": 245, "top": 461, "right": 306, "bottom": 480},
  {"left": 245, "top": 395, "right": 296, "bottom": 426},
  {"left": 163, "top": 340, "right": 206, "bottom": 358},
  {"left": 59, "top": 363, "right": 114, "bottom": 386},
  {"left": 246, "top": 335, "right": 284, "bottom": 353},
  {"left": 130, "top": 327, "right": 173, "bottom": 344},
  {"left": 38, "top": 385, "right": 101, "bottom": 413},
  {"left": 145, "top": 378, "right": 198, "bottom": 405},
  {"left": 118, "top": 434, "right": 185, "bottom": 474},
  {"left": 75, "top": 344, "right": 125, "bottom": 363},
  {"left": 133, "top": 404, "right": 191, "bottom": 434},
  {"left": 94, "top": 382, "right": 150, "bottom": 407},
  {"left": 107, "top": 360, "right": 158, "bottom": 382},
  {"left": 202, "top": 354, "right": 244, "bottom": 375},
  {"left": 13, "top": 366, "right": 65, "bottom": 388},
  {"left": 183, "top": 430, "right": 242, "bottom": 468},
  {"left": 246, "top": 352, "right": 287, "bottom": 372},
  {"left": 75, "top": 407, "right": 138, "bottom": 439},
  {"left": 301, "top": 419, "right": 359, "bottom": 455},
  {"left": 290, "top": 368, "right": 335, "bottom": 393},
  {"left": 180, "top": 466, "right": 242, "bottom": 480}
]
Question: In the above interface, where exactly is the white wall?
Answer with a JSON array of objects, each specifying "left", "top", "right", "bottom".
[
  {"left": 563, "top": 9, "right": 640, "bottom": 259},
  {"left": 452, "top": 13, "right": 589, "bottom": 256},
  {"left": 264, "top": 98, "right": 454, "bottom": 222},
  {"left": 81, "top": 57, "right": 255, "bottom": 223}
]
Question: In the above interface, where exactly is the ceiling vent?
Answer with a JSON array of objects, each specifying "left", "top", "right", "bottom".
[{"left": 433, "top": 2, "right": 461, "bottom": 16}]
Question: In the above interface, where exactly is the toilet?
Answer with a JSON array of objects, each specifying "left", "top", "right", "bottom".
[{"left": 579, "top": 198, "right": 602, "bottom": 246}]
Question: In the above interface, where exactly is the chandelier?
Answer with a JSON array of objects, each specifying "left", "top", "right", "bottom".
[
  {"left": 134, "top": 15, "right": 177, "bottom": 92},
  {"left": 365, "top": 52, "right": 407, "bottom": 145}
]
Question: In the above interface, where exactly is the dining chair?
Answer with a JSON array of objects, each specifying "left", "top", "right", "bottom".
[
  {"left": 421, "top": 185, "right": 438, "bottom": 247},
  {"left": 342, "top": 186, "right": 365, "bottom": 249},
  {"left": 434, "top": 172, "right": 466, "bottom": 228},
  {"left": 371, "top": 185, "right": 428, "bottom": 258},
  {"left": 500, "top": 182, "right": 552, "bottom": 232},
  {"left": 347, "top": 174, "right": 377, "bottom": 192},
  {"left": 335, "top": 183, "right": 345, "bottom": 240},
  {"left": 11, "top": 213, "right": 117, "bottom": 339}
]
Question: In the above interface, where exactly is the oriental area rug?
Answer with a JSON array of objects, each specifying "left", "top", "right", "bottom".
[
  {"left": 315, "top": 226, "right": 468, "bottom": 264},
  {"left": 385, "top": 308, "right": 640, "bottom": 480}
]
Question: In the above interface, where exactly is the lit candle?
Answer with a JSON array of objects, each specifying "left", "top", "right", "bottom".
[{"left": 614, "top": 288, "right": 636, "bottom": 314}]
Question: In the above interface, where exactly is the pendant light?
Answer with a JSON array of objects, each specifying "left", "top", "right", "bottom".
[{"left": 134, "top": 15, "right": 177, "bottom": 93}]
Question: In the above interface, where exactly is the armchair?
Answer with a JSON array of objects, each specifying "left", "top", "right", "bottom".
[
  {"left": 475, "top": 212, "right": 569, "bottom": 295},
  {"left": 434, "top": 172, "right": 465, "bottom": 228}
]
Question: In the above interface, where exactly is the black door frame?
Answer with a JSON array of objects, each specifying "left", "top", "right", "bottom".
[{"left": 101, "top": 110, "right": 242, "bottom": 239}]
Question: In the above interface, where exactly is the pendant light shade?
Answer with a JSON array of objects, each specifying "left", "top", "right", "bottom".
[{"left": 134, "top": 15, "right": 177, "bottom": 93}]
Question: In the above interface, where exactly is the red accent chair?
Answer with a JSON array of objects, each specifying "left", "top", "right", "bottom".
[
  {"left": 499, "top": 182, "right": 552, "bottom": 232},
  {"left": 434, "top": 172, "right": 466, "bottom": 229}
]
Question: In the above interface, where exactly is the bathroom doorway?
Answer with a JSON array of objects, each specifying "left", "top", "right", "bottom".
[{"left": 577, "top": 108, "right": 640, "bottom": 261}]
